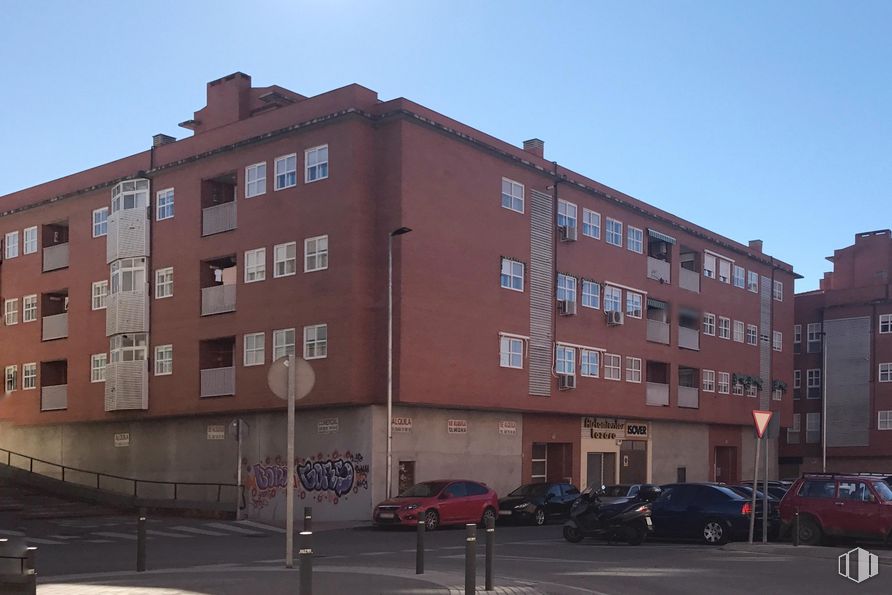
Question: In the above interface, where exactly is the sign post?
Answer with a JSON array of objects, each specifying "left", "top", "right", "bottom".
[{"left": 749, "top": 410, "right": 773, "bottom": 544}]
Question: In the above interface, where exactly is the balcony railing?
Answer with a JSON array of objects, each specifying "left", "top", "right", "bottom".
[
  {"left": 678, "top": 386, "right": 700, "bottom": 408},
  {"left": 679, "top": 267, "right": 700, "bottom": 293},
  {"left": 678, "top": 326, "right": 700, "bottom": 351},
  {"left": 647, "top": 319, "right": 670, "bottom": 344},
  {"left": 42, "top": 313, "right": 68, "bottom": 341},
  {"left": 201, "top": 284, "right": 236, "bottom": 316},
  {"left": 105, "top": 360, "right": 148, "bottom": 411},
  {"left": 647, "top": 257, "right": 671, "bottom": 284},
  {"left": 40, "top": 384, "right": 67, "bottom": 411},
  {"left": 200, "top": 367, "right": 235, "bottom": 398},
  {"left": 202, "top": 201, "right": 237, "bottom": 236},
  {"left": 42, "top": 243, "right": 69, "bottom": 272},
  {"left": 646, "top": 382, "right": 669, "bottom": 406}
]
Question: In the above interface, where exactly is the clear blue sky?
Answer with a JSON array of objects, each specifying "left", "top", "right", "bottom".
[{"left": 2, "top": 1, "right": 889, "bottom": 291}]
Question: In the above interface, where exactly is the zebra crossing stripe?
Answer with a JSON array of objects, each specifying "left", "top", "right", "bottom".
[
  {"left": 25, "top": 537, "right": 66, "bottom": 545},
  {"left": 169, "top": 526, "right": 229, "bottom": 537},
  {"left": 146, "top": 529, "right": 192, "bottom": 539},
  {"left": 92, "top": 531, "right": 140, "bottom": 541},
  {"left": 237, "top": 520, "right": 286, "bottom": 533},
  {"left": 0, "top": 530, "right": 26, "bottom": 537},
  {"left": 204, "top": 522, "right": 263, "bottom": 535}
]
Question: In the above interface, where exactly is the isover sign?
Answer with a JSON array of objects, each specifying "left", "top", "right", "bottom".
[{"left": 581, "top": 418, "right": 649, "bottom": 440}]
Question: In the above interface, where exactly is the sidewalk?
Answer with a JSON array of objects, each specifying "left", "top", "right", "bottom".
[{"left": 723, "top": 542, "right": 892, "bottom": 565}]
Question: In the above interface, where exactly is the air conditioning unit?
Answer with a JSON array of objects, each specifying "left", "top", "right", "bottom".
[
  {"left": 558, "top": 299, "right": 577, "bottom": 316},
  {"left": 606, "top": 310, "right": 624, "bottom": 326},
  {"left": 558, "top": 374, "right": 576, "bottom": 390},
  {"left": 559, "top": 225, "right": 578, "bottom": 242}
]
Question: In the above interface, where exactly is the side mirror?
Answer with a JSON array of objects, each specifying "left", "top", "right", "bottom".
[{"left": 439, "top": 492, "right": 450, "bottom": 500}]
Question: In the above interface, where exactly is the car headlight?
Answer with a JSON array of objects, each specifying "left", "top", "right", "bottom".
[
  {"left": 403, "top": 504, "right": 420, "bottom": 510},
  {"left": 513, "top": 501, "right": 531, "bottom": 510}
]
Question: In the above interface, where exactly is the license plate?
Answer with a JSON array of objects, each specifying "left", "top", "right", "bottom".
[
  {"left": 645, "top": 516, "right": 653, "bottom": 526},
  {"left": 498, "top": 510, "right": 512, "bottom": 516},
  {"left": 378, "top": 512, "right": 394, "bottom": 519}
]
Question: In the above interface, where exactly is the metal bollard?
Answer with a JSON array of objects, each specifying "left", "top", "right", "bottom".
[
  {"left": 25, "top": 546, "right": 37, "bottom": 595},
  {"left": 485, "top": 514, "right": 495, "bottom": 591},
  {"left": 793, "top": 509, "right": 799, "bottom": 547},
  {"left": 304, "top": 506, "right": 313, "bottom": 532},
  {"left": 465, "top": 523, "right": 476, "bottom": 595},
  {"left": 137, "top": 508, "right": 147, "bottom": 572},
  {"left": 299, "top": 530, "right": 313, "bottom": 595},
  {"left": 416, "top": 518, "right": 425, "bottom": 575}
]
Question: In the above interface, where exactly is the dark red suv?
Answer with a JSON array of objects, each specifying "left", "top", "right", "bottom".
[{"left": 779, "top": 474, "right": 892, "bottom": 544}]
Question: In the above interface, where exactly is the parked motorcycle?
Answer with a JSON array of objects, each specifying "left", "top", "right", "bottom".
[{"left": 562, "top": 484, "right": 661, "bottom": 545}]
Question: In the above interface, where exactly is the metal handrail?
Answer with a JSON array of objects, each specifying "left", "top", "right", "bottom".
[{"left": 0, "top": 446, "right": 243, "bottom": 504}]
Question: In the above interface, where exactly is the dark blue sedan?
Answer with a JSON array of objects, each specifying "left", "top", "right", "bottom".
[{"left": 650, "top": 483, "right": 769, "bottom": 545}]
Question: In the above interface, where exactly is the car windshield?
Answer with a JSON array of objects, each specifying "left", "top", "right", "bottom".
[
  {"left": 398, "top": 481, "right": 449, "bottom": 498},
  {"left": 508, "top": 484, "right": 549, "bottom": 497},
  {"left": 875, "top": 481, "right": 892, "bottom": 502},
  {"left": 600, "top": 485, "right": 631, "bottom": 497}
]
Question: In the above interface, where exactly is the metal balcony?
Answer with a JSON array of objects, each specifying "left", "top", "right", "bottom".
[
  {"left": 678, "top": 386, "right": 700, "bottom": 409},
  {"left": 201, "top": 285, "right": 236, "bottom": 316},
  {"left": 42, "top": 313, "right": 68, "bottom": 341},
  {"left": 646, "top": 382, "right": 669, "bottom": 406},
  {"left": 647, "top": 319, "right": 670, "bottom": 344},
  {"left": 679, "top": 267, "right": 700, "bottom": 293},
  {"left": 105, "top": 360, "right": 148, "bottom": 411},
  {"left": 40, "top": 384, "right": 68, "bottom": 411},
  {"left": 678, "top": 326, "right": 700, "bottom": 351},
  {"left": 42, "top": 243, "right": 69, "bottom": 272},
  {"left": 202, "top": 202, "right": 237, "bottom": 236},
  {"left": 647, "top": 257, "right": 671, "bottom": 284},
  {"left": 200, "top": 367, "right": 235, "bottom": 398}
]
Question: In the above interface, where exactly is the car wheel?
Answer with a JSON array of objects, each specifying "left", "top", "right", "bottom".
[
  {"left": 626, "top": 520, "right": 648, "bottom": 545},
  {"left": 797, "top": 517, "right": 822, "bottom": 546},
  {"left": 563, "top": 525, "right": 584, "bottom": 543},
  {"left": 481, "top": 507, "right": 496, "bottom": 527},
  {"left": 702, "top": 519, "right": 729, "bottom": 545},
  {"left": 424, "top": 510, "right": 440, "bottom": 532},
  {"left": 533, "top": 508, "right": 546, "bottom": 526}
]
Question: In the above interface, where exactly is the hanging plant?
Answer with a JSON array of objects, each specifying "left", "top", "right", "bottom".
[{"left": 772, "top": 380, "right": 788, "bottom": 393}]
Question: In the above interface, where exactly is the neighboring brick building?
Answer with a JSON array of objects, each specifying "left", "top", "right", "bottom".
[
  {"left": 780, "top": 230, "right": 892, "bottom": 477},
  {"left": 0, "top": 73, "right": 796, "bottom": 521}
]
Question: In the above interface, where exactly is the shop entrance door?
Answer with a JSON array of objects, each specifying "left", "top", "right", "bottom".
[
  {"left": 714, "top": 446, "right": 738, "bottom": 484},
  {"left": 586, "top": 452, "right": 616, "bottom": 489},
  {"left": 619, "top": 441, "right": 647, "bottom": 484}
]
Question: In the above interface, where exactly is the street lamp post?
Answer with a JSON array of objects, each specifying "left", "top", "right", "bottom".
[{"left": 387, "top": 227, "right": 412, "bottom": 500}]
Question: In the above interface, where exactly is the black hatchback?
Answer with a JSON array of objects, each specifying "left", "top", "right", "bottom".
[{"left": 498, "top": 482, "right": 580, "bottom": 525}]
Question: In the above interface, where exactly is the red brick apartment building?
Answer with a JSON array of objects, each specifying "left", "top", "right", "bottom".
[
  {"left": 780, "top": 230, "right": 892, "bottom": 477},
  {"left": 0, "top": 73, "right": 795, "bottom": 521}
]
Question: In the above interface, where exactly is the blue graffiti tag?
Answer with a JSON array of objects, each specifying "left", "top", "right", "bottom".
[{"left": 298, "top": 459, "right": 355, "bottom": 497}]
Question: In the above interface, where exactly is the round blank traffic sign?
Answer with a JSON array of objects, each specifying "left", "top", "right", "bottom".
[{"left": 267, "top": 356, "right": 316, "bottom": 401}]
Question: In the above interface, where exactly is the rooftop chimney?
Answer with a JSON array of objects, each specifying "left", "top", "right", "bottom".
[
  {"left": 152, "top": 133, "right": 176, "bottom": 148},
  {"left": 523, "top": 138, "right": 545, "bottom": 158},
  {"left": 748, "top": 239, "right": 763, "bottom": 253}
]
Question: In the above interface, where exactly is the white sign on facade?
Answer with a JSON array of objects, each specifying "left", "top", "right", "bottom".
[
  {"left": 207, "top": 425, "right": 226, "bottom": 440},
  {"left": 392, "top": 417, "right": 413, "bottom": 433},
  {"left": 498, "top": 421, "right": 517, "bottom": 436},
  {"left": 317, "top": 417, "right": 339, "bottom": 434},
  {"left": 447, "top": 419, "right": 468, "bottom": 434},
  {"left": 114, "top": 432, "right": 130, "bottom": 448}
]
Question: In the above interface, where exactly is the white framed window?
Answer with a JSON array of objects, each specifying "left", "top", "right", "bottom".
[
  {"left": 747, "top": 270, "right": 758, "bottom": 293},
  {"left": 273, "top": 328, "right": 295, "bottom": 360},
  {"left": 305, "top": 235, "right": 329, "bottom": 272},
  {"left": 773, "top": 280, "right": 784, "bottom": 301},
  {"left": 626, "top": 292, "right": 642, "bottom": 318},
  {"left": 245, "top": 162, "right": 267, "bottom": 198},
  {"left": 4, "top": 298, "right": 18, "bottom": 326},
  {"left": 91, "top": 354, "right": 107, "bottom": 383},
  {"left": 274, "top": 154, "right": 297, "bottom": 190},
  {"left": 304, "top": 324, "right": 328, "bottom": 359},
  {"left": 807, "top": 322, "right": 822, "bottom": 343},
  {"left": 500, "top": 259, "right": 524, "bottom": 291},
  {"left": 787, "top": 413, "right": 801, "bottom": 443},
  {"left": 733, "top": 265, "right": 745, "bottom": 288},
  {"left": 703, "top": 313, "right": 716, "bottom": 336},
  {"left": 718, "top": 316, "right": 731, "bottom": 340},
  {"left": 555, "top": 345, "right": 576, "bottom": 376},
  {"left": 154, "top": 344, "right": 173, "bottom": 376},
  {"left": 582, "top": 209, "right": 600, "bottom": 239},
  {"left": 733, "top": 380, "right": 744, "bottom": 396},
  {"left": 879, "top": 410, "right": 892, "bottom": 431},
  {"left": 305, "top": 145, "right": 329, "bottom": 182},
  {"left": 500, "top": 336, "right": 524, "bottom": 369},
  {"left": 22, "top": 295, "right": 37, "bottom": 323},
  {"left": 806, "top": 413, "right": 821, "bottom": 443},
  {"left": 793, "top": 369, "right": 801, "bottom": 389},
  {"left": 92, "top": 207, "right": 109, "bottom": 238},
  {"left": 557, "top": 200, "right": 577, "bottom": 230},
  {"left": 794, "top": 324, "right": 802, "bottom": 343},
  {"left": 92, "top": 280, "right": 108, "bottom": 310},
  {"left": 880, "top": 363, "right": 892, "bottom": 383},
  {"left": 110, "top": 333, "right": 148, "bottom": 362},
  {"left": 110, "top": 257, "right": 146, "bottom": 294},
  {"left": 746, "top": 384, "right": 757, "bottom": 398},
  {"left": 244, "top": 248, "right": 266, "bottom": 283},
  {"left": 702, "top": 370, "right": 715, "bottom": 392},
  {"left": 501, "top": 178, "right": 524, "bottom": 213},
  {"left": 773, "top": 388, "right": 783, "bottom": 401},
  {"left": 273, "top": 242, "right": 297, "bottom": 277},
  {"left": 604, "top": 353, "right": 621, "bottom": 381},
  {"left": 23, "top": 227, "right": 37, "bottom": 254},
  {"left": 580, "top": 350, "right": 599, "bottom": 377},
  {"left": 156, "top": 188, "right": 175, "bottom": 220},
  {"left": 625, "top": 357, "right": 642, "bottom": 383},
  {"left": 557, "top": 274, "right": 577, "bottom": 302},
  {"left": 155, "top": 267, "right": 173, "bottom": 299},
  {"left": 244, "top": 332, "right": 265, "bottom": 367},
  {"left": 111, "top": 179, "right": 149, "bottom": 213},
  {"left": 22, "top": 363, "right": 36, "bottom": 390},
  {"left": 879, "top": 314, "right": 892, "bottom": 334},
  {"left": 807, "top": 368, "right": 821, "bottom": 389},
  {"left": 626, "top": 226, "right": 643, "bottom": 253},
  {"left": 604, "top": 286, "right": 622, "bottom": 312},
  {"left": 605, "top": 218, "right": 623, "bottom": 247},
  {"left": 5, "top": 231, "right": 19, "bottom": 259},
  {"left": 733, "top": 320, "right": 744, "bottom": 343},
  {"left": 718, "top": 259, "right": 731, "bottom": 284},
  {"left": 717, "top": 372, "right": 730, "bottom": 394},
  {"left": 5, "top": 365, "right": 17, "bottom": 393},
  {"left": 703, "top": 253, "right": 716, "bottom": 279},
  {"left": 773, "top": 331, "right": 783, "bottom": 352},
  {"left": 581, "top": 280, "right": 600, "bottom": 309},
  {"left": 746, "top": 324, "right": 757, "bottom": 346}
]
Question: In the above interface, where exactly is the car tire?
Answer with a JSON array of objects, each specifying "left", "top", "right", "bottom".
[
  {"left": 533, "top": 508, "right": 546, "bottom": 526},
  {"left": 797, "top": 517, "right": 822, "bottom": 546},
  {"left": 702, "top": 519, "right": 729, "bottom": 545},
  {"left": 563, "top": 525, "right": 584, "bottom": 543},
  {"left": 424, "top": 510, "right": 440, "bottom": 532},
  {"left": 481, "top": 507, "right": 497, "bottom": 527}
]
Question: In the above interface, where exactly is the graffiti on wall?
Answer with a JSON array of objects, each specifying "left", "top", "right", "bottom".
[{"left": 246, "top": 450, "right": 369, "bottom": 510}]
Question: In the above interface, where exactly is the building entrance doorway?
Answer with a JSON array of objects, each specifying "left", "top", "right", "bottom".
[
  {"left": 586, "top": 452, "right": 616, "bottom": 489},
  {"left": 715, "top": 446, "right": 738, "bottom": 484},
  {"left": 619, "top": 440, "right": 647, "bottom": 484}
]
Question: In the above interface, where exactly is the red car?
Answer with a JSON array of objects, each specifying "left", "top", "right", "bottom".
[
  {"left": 779, "top": 473, "right": 892, "bottom": 544},
  {"left": 374, "top": 480, "right": 498, "bottom": 531}
]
